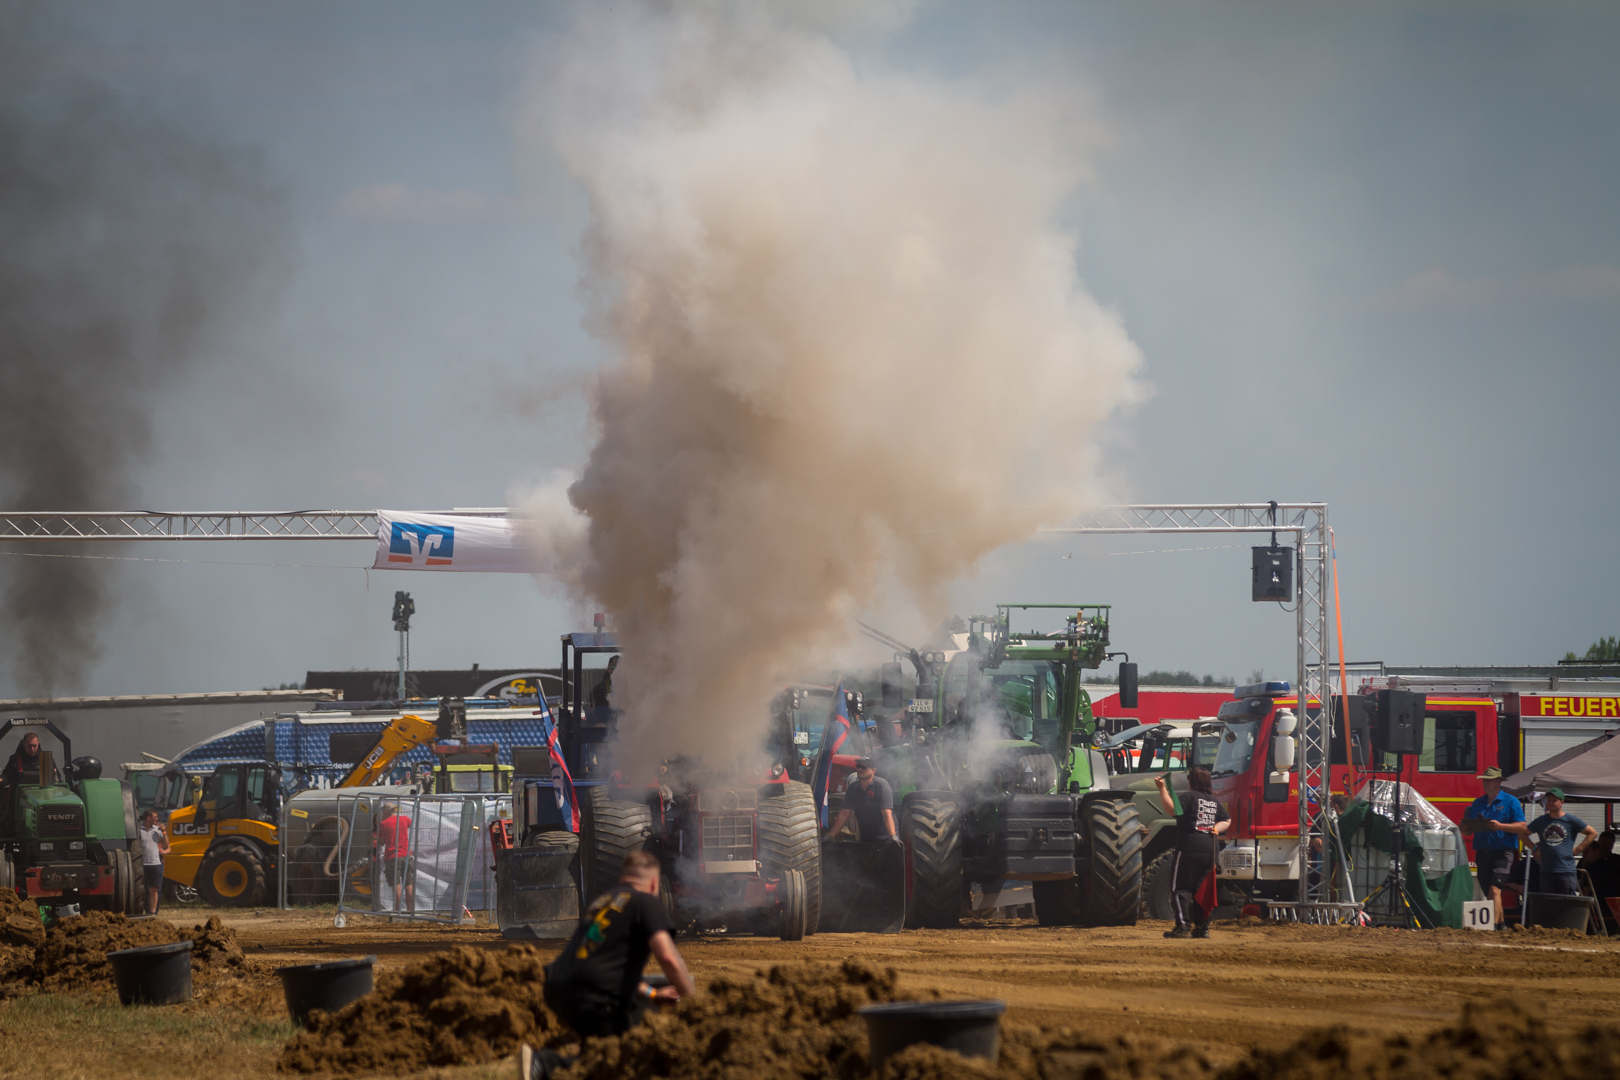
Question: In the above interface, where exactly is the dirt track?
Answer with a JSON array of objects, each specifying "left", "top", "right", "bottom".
[
  {"left": 232, "top": 909, "right": 1620, "bottom": 1063},
  {"left": 7, "top": 906, "right": 1620, "bottom": 1078}
]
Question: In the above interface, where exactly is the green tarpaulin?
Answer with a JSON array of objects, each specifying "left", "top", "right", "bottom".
[{"left": 1335, "top": 798, "right": 1475, "bottom": 929}]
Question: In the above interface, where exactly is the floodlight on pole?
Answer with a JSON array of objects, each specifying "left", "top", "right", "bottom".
[{"left": 392, "top": 591, "right": 415, "bottom": 699}]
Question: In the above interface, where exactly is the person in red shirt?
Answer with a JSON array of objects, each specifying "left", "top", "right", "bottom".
[{"left": 375, "top": 803, "right": 414, "bottom": 912}]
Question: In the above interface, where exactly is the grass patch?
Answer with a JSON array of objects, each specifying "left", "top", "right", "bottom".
[{"left": 0, "top": 993, "right": 295, "bottom": 1080}]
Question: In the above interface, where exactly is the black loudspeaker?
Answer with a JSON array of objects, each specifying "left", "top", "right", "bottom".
[
  {"left": 1118, "top": 662, "right": 1139, "bottom": 710},
  {"left": 1372, "top": 689, "right": 1425, "bottom": 754},
  {"left": 1251, "top": 546, "right": 1294, "bottom": 602}
]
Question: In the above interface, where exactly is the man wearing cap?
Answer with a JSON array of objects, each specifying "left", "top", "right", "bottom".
[
  {"left": 1461, "top": 767, "right": 1527, "bottom": 925},
  {"left": 1527, "top": 788, "right": 1597, "bottom": 897},
  {"left": 825, "top": 758, "right": 898, "bottom": 843}
]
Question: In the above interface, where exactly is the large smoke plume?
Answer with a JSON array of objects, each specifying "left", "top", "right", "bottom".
[
  {"left": 0, "top": 46, "right": 290, "bottom": 694},
  {"left": 527, "top": 1, "right": 1145, "bottom": 772}
]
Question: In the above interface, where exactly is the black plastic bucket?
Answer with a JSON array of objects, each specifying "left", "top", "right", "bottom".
[
  {"left": 107, "top": 940, "right": 193, "bottom": 1006},
  {"left": 861, "top": 1000, "right": 1006, "bottom": 1069},
  {"left": 277, "top": 956, "right": 377, "bottom": 1027},
  {"left": 1526, "top": 892, "right": 1596, "bottom": 933}
]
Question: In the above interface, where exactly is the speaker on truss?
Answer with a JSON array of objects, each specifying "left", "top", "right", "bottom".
[
  {"left": 1372, "top": 689, "right": 1425, "bottom": 755},
  {"left": 1251, "top": 546, "right": 1294, "bottom": 602}
]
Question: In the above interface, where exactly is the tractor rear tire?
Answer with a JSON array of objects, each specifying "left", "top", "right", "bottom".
[
  {"left": 197, "top": 842, "right": 268, "bottom": 907},
  {"left": 579, "top": 788, "right": 653, "bottom": 902},
  {"left": 758, "top": 781, "right": 822, "bottom": 935},
  {"left": 903, "top": 796, "right": 962, "bottom": 929},
  {"left": 777, "top": 868, "right": 807, "bottom": 941},
  {"left": 1078, "top": 799, "right": 1144, "bottom": 927},
  {"left": 108, "top": 848, "right": 133, "bottom": 915},
  {"left": 1140, "top": 850, "right": 1176, "bottom": 921}
]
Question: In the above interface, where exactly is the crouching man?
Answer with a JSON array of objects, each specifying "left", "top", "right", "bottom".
[{"left": 543, "top": 849, "right": 694, "bottom": 1031}]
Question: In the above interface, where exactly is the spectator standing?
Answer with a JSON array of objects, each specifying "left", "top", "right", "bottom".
[
  {"left": 1460, "top": 766, "right": 1527, "bottom": 927},
  {"left": 1156, "top": 766, "right": 1229, "bottom": 939},
  {"left": 376, "top": 803, "right": 414, "bottom": 913},
  {"left": 1527, "top": 788, "right": 1597, "bottom": 896},
  {"left": 138, "top": 809, "right": 170, "bottom": 914}
]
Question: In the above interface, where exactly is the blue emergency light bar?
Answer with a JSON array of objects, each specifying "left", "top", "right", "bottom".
[{"left": 1234, "top": 680, "right": 1292, "bottom": 699}]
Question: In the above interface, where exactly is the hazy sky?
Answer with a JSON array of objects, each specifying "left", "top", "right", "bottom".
[{"left": 1, "top": 1, "right": 1615, "bottom": 698}]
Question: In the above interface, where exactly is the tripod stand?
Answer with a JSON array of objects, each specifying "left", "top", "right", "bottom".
[{"left": 1358, "top": 757, "right": 1431, "bottom": 929}]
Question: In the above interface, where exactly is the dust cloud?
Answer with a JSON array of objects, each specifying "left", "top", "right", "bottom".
[
  {"left": 0, "top": 24, "right": 292, "bottom": 694},
  {"left": 523, "top": 1, "right": 1144, "bottom": 774}
]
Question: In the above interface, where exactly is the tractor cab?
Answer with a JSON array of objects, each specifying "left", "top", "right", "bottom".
[
  {"left": 558, "top": 628, "right": 620, "bottom": 779},
  {"left": 195, "top": 763, "right": 279, "bottom": 827}
]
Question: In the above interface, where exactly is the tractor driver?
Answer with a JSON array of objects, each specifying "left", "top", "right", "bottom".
[
  {"left": 1, "top": 732, "right": 46, "bottom": 785},
  {"left": 825, "top": 758, "right": 898, "bottom": 843},
  {"left": 1, "top": 732, "right": 56, "bottom": 833}
]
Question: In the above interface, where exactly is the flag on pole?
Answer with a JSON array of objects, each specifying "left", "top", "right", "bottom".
[
  {"left": 535, "top": 699, "right": 580, "bottom": 833},
  {"left": 1162, "top": 773, "right": 1183, "bottom": 816},
  {"left": 810, "top": 682, "right": 853, "bottom": 829}
]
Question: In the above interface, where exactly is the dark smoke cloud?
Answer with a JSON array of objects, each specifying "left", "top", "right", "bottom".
[{"left": 0, "top": 48, "right": 292, "bottom": 693}]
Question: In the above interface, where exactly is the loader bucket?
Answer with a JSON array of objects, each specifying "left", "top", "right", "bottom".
[
  {"left": 495, "top": 847, "right": 582, "bottom": 939},
  {"left": 818, "top": 840, "right": 905, "bottom": 934}
]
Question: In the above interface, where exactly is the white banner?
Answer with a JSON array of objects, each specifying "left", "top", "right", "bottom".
[{"left": 372, "top": 510, "right": 532, "bottom": 573}]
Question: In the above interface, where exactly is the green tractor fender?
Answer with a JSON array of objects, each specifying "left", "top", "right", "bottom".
[{"left": 77, "top": 778, "right": 137, "bottom": 844}]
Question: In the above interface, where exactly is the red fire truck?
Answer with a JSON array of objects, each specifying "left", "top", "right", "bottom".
[{"left": 1210, "top": 678, "right": 1620, "bottom": 903}]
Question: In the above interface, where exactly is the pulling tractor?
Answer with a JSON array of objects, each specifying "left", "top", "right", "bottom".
[
  {"left": 578, "top": 766, "right": 821, "bottom": 940},
  {"left": 499, "top": 631, "right": 821, "bottom": 941},
  {"left": 0, "top": 719, "right": 140, "bottom": 915},
  {"left": 856, "top": 604, "right": 1147, "bottom": 928}
]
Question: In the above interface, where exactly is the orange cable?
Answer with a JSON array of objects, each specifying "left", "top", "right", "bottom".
[{"left": 1330, "top": 527, "right": 1354, "bottom": 796}]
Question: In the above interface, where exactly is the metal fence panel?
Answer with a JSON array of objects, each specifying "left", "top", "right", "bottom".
[{"left": 278, "top": 792, "right": 504, "bottom": 926}]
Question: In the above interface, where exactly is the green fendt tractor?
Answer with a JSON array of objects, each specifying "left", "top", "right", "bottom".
[
  {"left": 0, "top": 719, "right": 140, "bottom": 915},
  {"left": 863, "top": 604, "right": 1145, "bottom": 928}
]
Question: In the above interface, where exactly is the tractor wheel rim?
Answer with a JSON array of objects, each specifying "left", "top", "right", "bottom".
[{"left": 213, "top": 861, "right": 248, "bottom": 897}]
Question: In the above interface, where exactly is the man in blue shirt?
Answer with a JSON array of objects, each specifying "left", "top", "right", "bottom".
[
  {"left": 1528, "top": 788, "right": 1597, "bottom": 896},
  {"left": 1461, "top": 766, "right": 1527, "bottom": 925}
]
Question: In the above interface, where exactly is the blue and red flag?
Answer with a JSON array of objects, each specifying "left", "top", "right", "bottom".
[
  {"left": 810, "top": 682, "right": 853, "bottom": 828},
  {"left": 535, "top": 699, "right": 580, "bottom": 833}
]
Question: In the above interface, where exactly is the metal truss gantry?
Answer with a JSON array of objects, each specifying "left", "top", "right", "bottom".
[
  {"left": 4, "top": 503, "right": 1334, "bottom": 900},
  {"left": 0, "top": 511, "right": 381, "bottom": 541},
  {"left": 1044, "top": 503, "right": 1331, "bottom": 904}
]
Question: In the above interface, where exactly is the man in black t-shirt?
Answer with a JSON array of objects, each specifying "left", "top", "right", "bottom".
[
  {"left": 825, "top": 758, "right": 898, "bottom": 842},
  {"left": 542, "top": 849, "right": 695, "bottom": 1040},
  {"left": 1156, "top": 767, "right": 1229, "bottom": 939}
]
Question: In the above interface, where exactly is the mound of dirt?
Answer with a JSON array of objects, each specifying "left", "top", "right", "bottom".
[
  {"left": 25, "top": 910, "right": 257, "bottom": 992},
  {"left": 278, "top": 945, "right": 571, "bottom": 1074},
  {"left": 564, "top": 959, "right": 915, "bottom": 1080},
  {"left": 31, "top": 911, "right": 188, "bottom": 991},
  {"left": 0, "top": 888, "right": 44, "bottom": 951},
  {"left": 1227, "top": 996, "right": 1620, "bottom": 1080},
  {"left": 872, "top": 997, "right": 1620, "bottom": 1080}
]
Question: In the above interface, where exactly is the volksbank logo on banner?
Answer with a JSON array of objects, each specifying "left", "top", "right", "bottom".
[
  {"left": 373, "top": 510, "right": 532, "bottom": 574},
  {"left": 388, "top": 522, "right": 455, "bottom": 566}
]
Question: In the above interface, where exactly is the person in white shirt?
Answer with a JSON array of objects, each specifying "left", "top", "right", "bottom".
[{"left": 139, "top": 810, "right": 170, "bottom": 914}]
